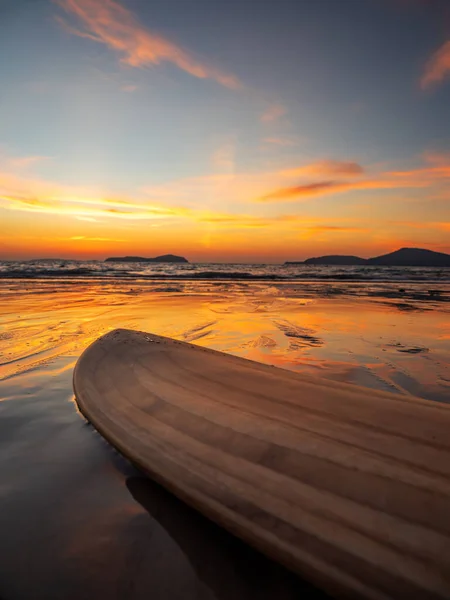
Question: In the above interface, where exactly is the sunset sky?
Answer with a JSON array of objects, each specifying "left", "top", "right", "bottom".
[{"left": 1, "top": 0, "right": 450, "bottom": 262}]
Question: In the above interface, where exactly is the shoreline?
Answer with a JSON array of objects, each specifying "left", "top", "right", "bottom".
[{"left": 1, "top": 278, "right": 449, "bottom": 310}]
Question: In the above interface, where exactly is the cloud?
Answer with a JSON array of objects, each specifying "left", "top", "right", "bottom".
[
  {"left": 263, "top": 137, "right": 297, "bottom": 147},
  {"left": 121, "top": 84, "right": 137, "bottom": 93},
  {"left": 3, "top": 152, "right": 450, "bottom": 228},
  {"left": 0, "top": 169, "right": 193, "bottom": 221},
  {"left": 261, "top": 181, "right": 340, "bottom": 201},
  {"left": 140, "top": 154, "right": 446, "bottom": 206},
  {"left": 422, "top": 151, "right": 450, "bottom": 166},
  {"left": 196, "top": 213, "right": 368, "bottom": 232},
  {"left": 0, "top": 164, "right": 374, "bottom": 236},
  {"left": 308, "top": 225, "right": 364, "bottom": 232},
  {"left": 54, "top": 14, "right": 102, "bottom": 42},
  {"left": 1, "top": 152, "right": 440, "bottom": 215},
  {"left": 435, "top": 222, "right": 450, "bottom": 232},
  {"left": 140, "top": 159, "right": 365, "bottom": 206},
  {"left": 387, "top": 156, "right": 450, "bottom": 179},
  {"left": 260, "top": 104, "right": 286, "bottom": 122},
  {"left": 1, "top": 193, "right": 188, "bottom": 220},
  {"left": 198, "top": 213, "right": 300, "bottom": 228},
  {"left": 259, "top": 176, "right": 431, "bottom": 203},
  {"left": 76, "top": 215, "right": 98, "bottom": 222},
  {"left": 55, "top": 0, "right": 240, "bottom": 89},
  {"left": 211, "top": 140, "right": 235, "bottom": 173},
  {"left": 58, "top": 195, "right": 193, "bottom": 215},
  {"left": 2, "top": 155, "right": 51, "bottom": 170},
  {"left": 68, "top": 235, "right": 125, "bottom": 242},
  {"left": 421, "top": 40, "right": 450, "bottom": 89},
  {"left": 259, "top": 154, "right": 450, "bottom": 203},
  {"left": 281, "top": 160, "right": 364, "bottom": 178}
]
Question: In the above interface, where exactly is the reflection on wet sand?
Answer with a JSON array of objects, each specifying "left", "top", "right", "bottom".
[
  {"left": 0, "top": 280, "right": 449, "bottom": 599},
  {"left": 126, "top": 477, "right": 322, "bottom": 600},
  {"left": 1, "top": 281, "right": 448, "bottom": 401}
]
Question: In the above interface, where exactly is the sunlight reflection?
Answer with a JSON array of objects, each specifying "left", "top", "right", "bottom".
[{"left": 0, "top": 281, "right": 449, "bottom": 402}]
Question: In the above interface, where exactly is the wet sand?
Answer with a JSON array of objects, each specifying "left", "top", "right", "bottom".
[{"left": 1, "top": 280, "right": 449, "bottom": 599}]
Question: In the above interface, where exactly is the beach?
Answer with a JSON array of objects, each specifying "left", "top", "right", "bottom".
[
  {"left": 1, "top": 276, "right": 449, "bottom": 598},
  {"left": 3, "top": 0, "right": 450, "bottom": 594}
]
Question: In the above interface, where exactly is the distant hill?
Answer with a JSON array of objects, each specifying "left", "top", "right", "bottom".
[
  {"left": 304, "top": 255, "right": 366, "bottom": 266},
  {"left": 285, "top": 255, "right": 366, "bottom": 266},
  {"left": 105, "top": 254, "right": 188, "bottom": 263},
  {"left": 367, "top": 248, "right": 450, "bottom": 267},
  {"left": 285, "top": 247, "right": 450, "bottom": 267}
]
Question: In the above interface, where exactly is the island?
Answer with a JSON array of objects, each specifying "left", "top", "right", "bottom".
[
  {"left": 287, "top": 255, "right": 367, "bottom": 266},
  {"left": 105, "top": 254, "right": 188, "bottom": 263},
  {"left": 367, "top": 248, "right": 450, "bottom": 267},
  {"left": 285, "top": 247, "right": 450, "bottom": 267}
]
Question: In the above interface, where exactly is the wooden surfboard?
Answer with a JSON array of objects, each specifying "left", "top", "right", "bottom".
[{"left": 73, "top": 328, "right": 450, "bottom": 599}]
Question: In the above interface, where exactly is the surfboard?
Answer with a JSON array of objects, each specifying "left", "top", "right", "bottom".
[{"left": 73, "top": 328, "right": 450, "bottom": 599}]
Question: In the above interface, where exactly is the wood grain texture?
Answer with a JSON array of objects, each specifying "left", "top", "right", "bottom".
[{"left": 73, "top": 328, "right": 450, "bottom": 600}]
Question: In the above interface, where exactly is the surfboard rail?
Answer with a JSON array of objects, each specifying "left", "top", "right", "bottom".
[{"left": 73, "top": 328, "right": 450, "bottom": 599}]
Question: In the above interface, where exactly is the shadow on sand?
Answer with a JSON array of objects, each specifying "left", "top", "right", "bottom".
[{"left": 126, "top": 476, "right": 327, "bottom": 600}]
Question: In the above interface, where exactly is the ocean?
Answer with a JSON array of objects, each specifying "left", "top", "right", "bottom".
[{"left": 2, "top": 259, "right": 450, "bottom": 284}]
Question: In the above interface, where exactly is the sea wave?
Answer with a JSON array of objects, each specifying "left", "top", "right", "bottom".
[{"left": 1, "top": 259, "right": 450, "bottom": 283}]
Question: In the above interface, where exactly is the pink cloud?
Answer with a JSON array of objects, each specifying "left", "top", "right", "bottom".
[
  {"left": 260, "top": 104, "right": 287, "bottom": 122},
  {"left": 421, "top": 40, "right": 450, "bottom": 89},
  {"left": 55, "top": 0, "right": 240, "bottom": 89},
  {"left": 121, "top": 84, "right": 137, "bottom": 93},
  {"left": 281, "top": 160, "right": 364, "bottom": 178},
  {"left": 263, "top": 137, "right": 296, "bottom": 147},
  {"left": 422, "top": 150, "right": 450, "bottom": 167}
]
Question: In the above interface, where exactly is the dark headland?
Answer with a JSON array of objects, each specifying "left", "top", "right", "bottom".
[
  {"left": 285, "top": 247, "right": 450, "bottom": 267},
  {"left": 297, "top": 255, "right": 366, "bottom": 266},
  {"left": 105, "top": 254, "right": 189, "bottom": 263}
]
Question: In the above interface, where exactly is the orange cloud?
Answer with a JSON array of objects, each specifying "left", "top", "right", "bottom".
[
  {"left": 55, "top": 0, "right": 240, "bottom": 89},
  {"left": 388, "top": 163, "right": 450, "bottom": 179},
  {"left": 195, "top": 213, "right": 370, "bottom": 235},
  {"left": 258, "top": 153, "right": 450, "bottom": 202},
  {"left": 139, "top": 153, "right": 450, "bottom": 207},
  {"left": 0, "top": 168, "right": 285, "bottom": 229},
  {"left": 0, "top": 164, "right": 376, "bottom": 237},
  {"left": 140, "top": 160, "right": 365, "bottom": 206},
  {"left": 259, "top": 177, "right": 430, "bottom": 202},
  {"left": 262, "top": 181, "right": 340, "bottom": 201},
  {"left": 260, "top": 104, "right": 286, "bottom": 122},
  {"left": 3, "top": 152, "right": 450, "bottom": 251},
  {"left": 1, "top": 193, "right": 191, "bottom": 220},
  {"left": 281, "top": 160, "right": 364, "bottom": 178},
  {"left": 0, "top": 168, "right": 193, "bottom": 220},
  {"left": 68, "top": 235, "right": 126, "bottom": 242},
  {"left": 198, "top": 214, "right": 305, "bottom": 228},
  {"left": 76, "top": 216, "right": 98, "bottom": 222},
  {"left": 421, "top": 40, "right": 450, "bottom": 89},
  {"left": 308, "top": 225, "right": 365, "bottom": 232}
]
